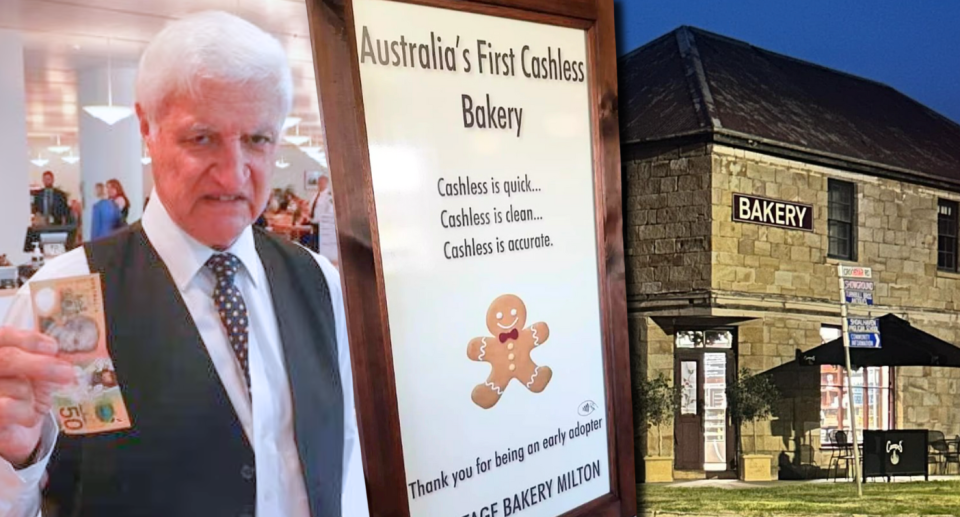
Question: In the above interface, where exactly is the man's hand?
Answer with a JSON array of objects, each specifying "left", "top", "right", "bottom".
[{"left": 0, "top": 327, "right": 74, "bottom": 467}]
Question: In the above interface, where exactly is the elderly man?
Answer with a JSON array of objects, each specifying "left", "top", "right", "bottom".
[{"left": 0, "top": 11, "right": 367, "bottom": 517}]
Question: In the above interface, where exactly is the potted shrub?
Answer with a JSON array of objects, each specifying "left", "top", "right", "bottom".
[
  {"left": 635, "top": 371, "right": 678, "bottom": 483},
  {"left": 727, "top": 367, "right": 780, "bottom": 481}
]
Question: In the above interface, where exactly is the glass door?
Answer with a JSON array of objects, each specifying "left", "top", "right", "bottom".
[
  {"left": 703, "top": 352, "right": 728, "bottom": 471},
  {"left": 675, "top": 329, "right": 735, "bottom": 472}
]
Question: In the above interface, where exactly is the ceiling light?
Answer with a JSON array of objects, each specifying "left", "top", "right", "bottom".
[
  {"left": 285, "top": 135, "right": 309, "bottom": 146},
  {"left": 83, "top": 105, "right": 134, "bottom": 125},
  {"left": 306, "top": 151, "right": 327, "bottom": 166},
  {"left": 47, "top": 135, "right": 70, "bottom": 154},
  {"left": 81, "top": 38, "right": 134, "bottom": 125},
  {"left": 283, "top": 117, "right": 301, "bottom": 130},
  {"left": 61, "top": 153, "right": 80, "bottom": 164},
  {"left": 299, "top": 137, "right": 321, "bottom": 154},
  {"left": 283, "top": 124, "right": 310, "bottom": 146},
  {"left": 275, "top": 157, "right": 291, "bottom": 169},
  {"left": 141, "top": 156, "right": 152, "bottom": 165},
  {"left": 30, "top": 155, "right": 49, "bottom": 167}
]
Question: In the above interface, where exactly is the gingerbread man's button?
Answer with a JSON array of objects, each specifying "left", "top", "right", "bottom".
[{"left": 466, "top": 294, "right": 553, "bottom": 409}]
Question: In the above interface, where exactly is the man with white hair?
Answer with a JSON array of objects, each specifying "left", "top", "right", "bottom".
[{"left": 0, "top": 11, "right": 368, "bottom": 517}]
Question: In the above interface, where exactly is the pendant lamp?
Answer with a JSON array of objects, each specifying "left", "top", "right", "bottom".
[
  {"left": 48, "top": 135, "right": 70, "bottom": 154},
  {"left": 283, "top": 124, "right": 309, "bottom": 146},
  {"left": 82, "top": 39, "right": 134, "bottom": 125}
]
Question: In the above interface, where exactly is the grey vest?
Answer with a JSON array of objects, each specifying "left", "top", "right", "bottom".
[{"left": 44, "top": 223, "right": 343, "bottom": 516}]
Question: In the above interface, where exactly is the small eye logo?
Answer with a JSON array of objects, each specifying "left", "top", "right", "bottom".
[{"left": 578, "top": 400, "right": 598, "bottom": 416}]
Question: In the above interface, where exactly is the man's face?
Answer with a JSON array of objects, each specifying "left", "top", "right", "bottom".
[
  {"left": 318, "top": 176, "right": 329, "bottom": 192},
  {"left": 139, "top": 79, "right": 283, "bottom": 249},
  {"left": 43, "top": 173, "right": 54, "bottom": 188}
]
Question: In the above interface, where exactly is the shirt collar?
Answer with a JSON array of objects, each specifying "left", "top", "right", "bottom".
[{"left": 141, "top": 189, "right": 263, "bottom": 291}]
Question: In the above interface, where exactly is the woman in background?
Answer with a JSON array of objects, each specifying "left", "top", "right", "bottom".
[
  {"left": 90, "top": 179, "right": 129, "bottom": 240},
  {"left": 109, "top": 179, "right": 131, "bottom": 224}
]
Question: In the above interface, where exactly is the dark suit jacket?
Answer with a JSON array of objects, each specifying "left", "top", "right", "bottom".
[
  {"left": 33, "top": 188, "right": 71, "bottom": 224},
  {"left": 43, "top": 223, "right": 344, "bottom": 517}
]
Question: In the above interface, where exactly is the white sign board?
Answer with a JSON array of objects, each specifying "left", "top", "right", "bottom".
[
  {"left": 843, "top": 279, "right": 875, "bottom": 292},
  {"left": 839, "top": 266, "right": 872, "bottom": 279},
  {"left": 354, "top": 1, "right": 609, "bottom": 515}
]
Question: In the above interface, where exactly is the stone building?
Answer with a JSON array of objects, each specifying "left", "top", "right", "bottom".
[{"left": 619, "top": 26, "right": 960, "bottom": 480}]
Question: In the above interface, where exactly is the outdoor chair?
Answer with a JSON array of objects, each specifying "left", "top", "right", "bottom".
[
  {"left": 829, "top": 430, "right": 856, "bottom": 481},
  {"left": 945, "top": 435, "right": 960, "bottom": 475},
  {"left": 928, "top": 430, "right": 948, "bottom": 475}
]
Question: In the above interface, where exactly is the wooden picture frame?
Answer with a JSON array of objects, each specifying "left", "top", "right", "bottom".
[{"left": 306, "top": 0, "right": 634, "bottom": 515}]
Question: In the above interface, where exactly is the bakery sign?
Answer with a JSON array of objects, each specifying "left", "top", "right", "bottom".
[{"left": 732, "top": 194, "right": 813, "bottom": 231}]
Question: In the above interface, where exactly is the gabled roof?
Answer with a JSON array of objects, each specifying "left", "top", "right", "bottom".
[{"left": 619, "top": 26, "right": 960, "bottom": 185}]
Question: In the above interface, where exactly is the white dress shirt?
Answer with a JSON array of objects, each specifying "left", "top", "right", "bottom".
[{"left": 0, "top": 192, "right": 369, "bottom": 517}]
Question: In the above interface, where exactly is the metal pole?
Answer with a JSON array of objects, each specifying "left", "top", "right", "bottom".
[{"left": 839, "top": 268, "right": 863, "bottom": 497}]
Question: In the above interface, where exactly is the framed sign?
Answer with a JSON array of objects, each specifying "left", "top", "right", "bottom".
[{"left": 306, "top": 1, "right": 634, "bottom": 516}]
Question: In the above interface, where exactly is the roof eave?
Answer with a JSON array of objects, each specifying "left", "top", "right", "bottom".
[{"left": 622, "top": 129, "right": 960, "bottom": 193}]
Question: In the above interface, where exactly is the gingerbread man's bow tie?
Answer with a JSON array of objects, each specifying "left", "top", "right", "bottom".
[{"left": 499, "top": 328, "right": 519, "bottom": 343}]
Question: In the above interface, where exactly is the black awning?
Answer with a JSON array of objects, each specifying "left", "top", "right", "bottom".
[{"left": 796, "top": 314, "right": 960, "bottom": 369}]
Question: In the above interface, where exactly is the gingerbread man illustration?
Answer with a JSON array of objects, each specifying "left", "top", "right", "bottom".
[{"left": 467, "top": 294, "right": 552, "bottom": 409}]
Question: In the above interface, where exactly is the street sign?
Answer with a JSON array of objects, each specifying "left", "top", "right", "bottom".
[
  {"left": 845, "top": 291, "right": 874, "bottom": 305},
  {"left": 840, "top": 266, "right": 872, "bottom": 279},
  {"left": 848, "top": 318, "right": 879, "bottom": 333},
  {"left": 849, "top": 332, "right": 881, "bottom": 348},
  {"left": 843, "top": 279, "right": 875, "bottom": 292}
]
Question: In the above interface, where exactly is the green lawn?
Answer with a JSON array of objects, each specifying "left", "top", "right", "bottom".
[{"left": 640, "top": 481, "right": 960, "bottom": 515}]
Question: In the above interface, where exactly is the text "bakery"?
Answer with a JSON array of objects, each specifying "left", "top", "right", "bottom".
[{"left": 733, "top": 193, "right": 813, "bottom": 231}]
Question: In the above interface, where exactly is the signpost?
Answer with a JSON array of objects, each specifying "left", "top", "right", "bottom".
[
  {"left": 838, "top": 265, "right": 874, "bottom": 497},
  {"left": 307, "top": 1, "right": 634, "bottom": 516}
]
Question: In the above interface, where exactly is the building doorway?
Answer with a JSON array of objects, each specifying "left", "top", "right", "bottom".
[{"left": 674, "top": 329, "right": 736, "bottom": 473}]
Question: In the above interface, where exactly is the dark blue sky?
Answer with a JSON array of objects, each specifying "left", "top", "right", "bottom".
[{"left": 614, "top": 0, "right": 960, "bottom": 124}]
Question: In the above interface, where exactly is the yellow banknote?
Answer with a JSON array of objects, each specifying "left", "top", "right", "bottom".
[{"left": 30, "top": 274, "right": 132, "bottom": 435}]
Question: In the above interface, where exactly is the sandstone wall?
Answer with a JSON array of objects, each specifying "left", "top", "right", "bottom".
[{"left": 623, "top": 144, "right": 713, "bottom": 297}]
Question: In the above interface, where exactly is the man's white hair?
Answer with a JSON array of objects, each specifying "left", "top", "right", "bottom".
[{"left": 136, "top": 10, "right": 293, "bottom": 128}]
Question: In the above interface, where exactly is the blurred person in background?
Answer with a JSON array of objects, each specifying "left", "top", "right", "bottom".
[
  {"left": 90, "top": 179, "right": 130, "bottom": 240},
  {"left": 31, "top": 171, "right": 70, "bottom": 226}
]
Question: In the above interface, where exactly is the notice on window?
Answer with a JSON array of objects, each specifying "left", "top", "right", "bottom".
[{"left": 353, "top": 0, "right": 609, "bottom": 516}]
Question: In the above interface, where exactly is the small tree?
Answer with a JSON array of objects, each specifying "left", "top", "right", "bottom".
[
  {"left": 727, "top": 367, "right": 780, "bottom": 456},
  {"left": 634, "top": 372, "right": 678, "bottom": 457}
]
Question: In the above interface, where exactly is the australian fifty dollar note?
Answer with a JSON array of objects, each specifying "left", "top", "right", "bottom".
[{"left": 30, "top": 274, "right": 132, "bottom": 435}]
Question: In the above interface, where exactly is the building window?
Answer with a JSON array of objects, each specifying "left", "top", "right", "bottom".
[
  {"left": 938, "top": 199, "right": 958, "bottom": 272},
  {"left": 676, "top": 330, "right": 733, "bottom": 349},
  {"left": 828, "top": 179, "right": 856, "bottom": 260},
  {"left": 819, "top": 326, "right": 893, "bottom": 443}
]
